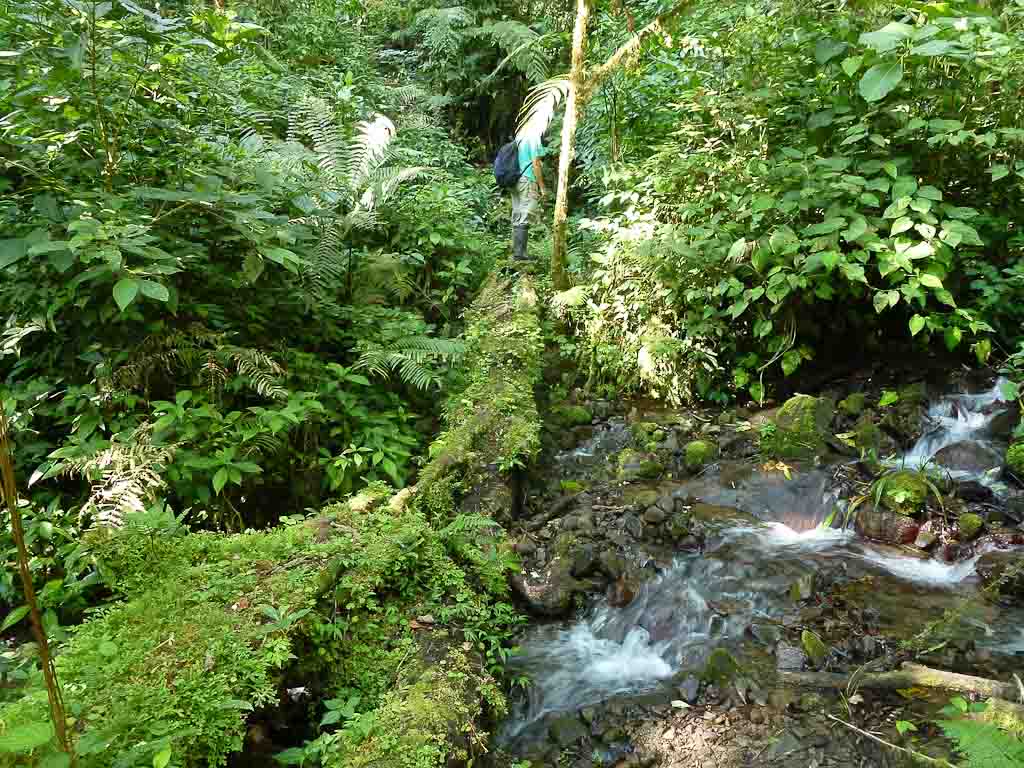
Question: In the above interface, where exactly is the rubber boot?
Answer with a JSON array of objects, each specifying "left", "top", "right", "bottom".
[{"left": 512, "top": 225, "right": 530, "bottom": 262}]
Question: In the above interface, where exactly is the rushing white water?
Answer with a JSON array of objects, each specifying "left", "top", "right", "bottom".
[
  {"left": 500, "top": 521, "right": 984, "bottom": 740},
  {"left": 501, "top": 378, "right": 1020, "bottom": 745},
  {"left": 901, "top": 377, "right": 1012, "bottom": 477}
]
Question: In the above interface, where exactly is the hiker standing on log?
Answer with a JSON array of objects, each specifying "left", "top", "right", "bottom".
[{"left": 494, "top": 128, "right": 547, "bottom": 264}]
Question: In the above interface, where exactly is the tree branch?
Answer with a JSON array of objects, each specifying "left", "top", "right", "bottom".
[{"left": 585, "top": 0, "right": 695, "bottom": 96}]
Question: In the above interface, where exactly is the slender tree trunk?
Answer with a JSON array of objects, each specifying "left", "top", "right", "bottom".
[
  {"left": 0, "top": 403, "right": 74, "bottom": 763},
  {"left": 550, "top": 0, "right": 590, "bottom": 291},
  {"left": 549, "top": 0, "right": 694, "bottom": 289}
]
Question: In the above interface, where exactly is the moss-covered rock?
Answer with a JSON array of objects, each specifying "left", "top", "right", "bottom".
[
  {"left": 872, "top": 470, "right": 930, "bottom": 516},
  {"left": 631, "top": 421, "right": 665, "bottom": 444},
  {"left": 1007, "top": 442, "right": 1024, "bottom": 478},
  {"left": 559, "top": 479, "right": 585, "bottom": 494},
  {"left": 879, "top": 382, "right": 928, "bottom": 446},
  {"left": 703, "top": 648, "right": 740, "bottom": 685},
  {"left": 617, "top": 448, "right": 664, "bottom": 480},
  {"left": 684, "top": 439, "right": 717, "bottom": 470},
  {"left": 839, "top": 392, "right": 867, "bottom": 417},
  {"left": 553, "top": 404, "right": 593, "bottom": 428},
  {"left": 853, "top": 412, "right": 884, "bottom": 453},
  {"left": 958, "top": 512, "right": 984, "bottom": 541},
  {"left": 761, "top": 394, "right": 835, "bottom": 459}
]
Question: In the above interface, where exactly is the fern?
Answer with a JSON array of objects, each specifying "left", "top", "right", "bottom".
[
  {"left": 477, "top": 21, "right": 553, "bottom": 84},
  {"left": 939, "top": 719, "right": 1024, "bottom": 768},
  {"left": 356, "top": 336, "right": 465, "bottom": 391},
  {"left": 412, "top": 6, "right": 475, "bottom": 60}
]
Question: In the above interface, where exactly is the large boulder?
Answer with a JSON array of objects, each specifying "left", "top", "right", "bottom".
[
  {"left": 933, "top": 440, "right": 1003, "bottom": 475},
  {"left": 761, "top": 394, "right": 835, "bottom": 460}
]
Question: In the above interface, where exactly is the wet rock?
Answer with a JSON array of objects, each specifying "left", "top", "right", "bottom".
[
  {"left": 562, "top": 515, "right": 579, "bottom": 531},
  {"left": 571, "top": 544, "right": 601, "bottom": 577},
  {"left": 976, "top": 552, "right": 1024, "bottom": 600},
  {"left": 955, "top": 479, "right": 995, "bottom": 503},
  {"left": 631, "top": 421, "right": 665, "bottom": 447},
  {"left": 775, "top": 642, "right": 807, "bottom": 671},
  {"left": 871, "top": 470, "right": 930, "bottom": 516},
  {"left": 617, "top": 449, "right": 664, "bottom": 481},
  {"left": 852, "top": 411, "right": 892, "bottom": 455},
  {"left": 623, "top": 514, "right": 644, "bottom": 539},
  {"left": 839, "top": 392, "right": 867, "bottom": 417},
  {"left": 608, "top": 576, "right": 637, "bottom": 607},
  {"left": 761, "top": 394, "right": 835, "bottom": 460},
  {"left": 984, "top": 403, "right": 1020, "bottom": 440},
  {"left": 510, "top": 559, "right": 583, "bottom": 617},
  {"left": 764, "top": 730, "right": 803, "bottom": 759},
  {"left": 934, "top": 440, "right": 1004, "bottom": 475},
  {"left": 913, "top": 520, "right": 938, "bottom": 551},
  {"left": 750, "top": 622, "right": 782, "bottom": 647},
  {"left": 958, "top": 512, "right": 984, "bottom": 541},
  {"left": 549, "top": 713, "right": 589, "bottom": 747},
  {"left": 684, "top": 439, "right": 717, "bottom": 471},
  {"left": 855, "top": 505, "right": 920, "bottom": 545},
  {"left": 665, "top": 512, "right": 690, "bottom": 540},
  {"left": 643, "top": 507, "right": 667, "bottom": 525},
  {"left": 880, "top": 382, "right": 928, "bottom": 447},
  {"left": 676, "top": 675, "right": 700, "bottom": 704},
  {"left": 599, "top": 550, "right": 629, "bottom": 580}
]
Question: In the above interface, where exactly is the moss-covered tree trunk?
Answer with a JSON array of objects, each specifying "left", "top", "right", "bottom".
[{"left": 550, "top": 0, "right": 591, "bottom": 291}]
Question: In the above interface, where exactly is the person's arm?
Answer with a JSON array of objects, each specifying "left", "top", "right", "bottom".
[{"left": 533, "top": 157, "right": 546, "bottom": 196}]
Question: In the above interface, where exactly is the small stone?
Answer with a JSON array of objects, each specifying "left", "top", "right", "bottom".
[
  {"left": 624, "top": 515, "right": 644, "bottom": 539},
  {"left": 749, "top": 707, "right": 765, "bottom": 724},
  {"left": 562, "top": 515, "right": 579, "bottom": 531},
  {"left": 514, "top": 538, "right": 537, "bottom": 556},
  {"left": 775, "top": 642, "right": 807, "bottom": 671}
]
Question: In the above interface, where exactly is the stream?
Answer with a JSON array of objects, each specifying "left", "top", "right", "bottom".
[{"left": 499, "top": 378, "right": 1023, "bottom": 756}]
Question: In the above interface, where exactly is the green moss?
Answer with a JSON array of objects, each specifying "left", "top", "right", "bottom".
[
  {"left": 959, "top": 512, "right": 984, "bottom": 541},
  {"left": 839, "top": 392, "right": 867, "bottom": 417},
  {"left": 761, "top": 394, "right": 834, "bottom": 459},
  {"left": 559, "top": 479, "right": 585, "bottom": 494},
  {"left": 872, "top": 470, "right": 930, "bottom": 516},
  {"left": 553, "top": 404, "right": 592, "bottom": 428},
  {"left": 702, "top": 648, "right": 740, "bottom": 685},
  {"left": 1008, "top": 443, "right": 1024, "bottom": 477},
  {"left": 617, "top": 448, "right": 663, "bottom": 480},
  {"left": 684, "top": 439, "right": 716, "bottom": 470},
  {"left": 631, "top": 421, "right": 665, "bottom": 444},
  {"left": 853, "top": 412, "right": 883, "bottom": 453},
  {"left": 336, "top": 645, "right": 504, "bottom": 768}
]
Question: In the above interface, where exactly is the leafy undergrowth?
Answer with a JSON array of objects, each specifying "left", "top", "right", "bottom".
[{"left": 0, "top": 277, "right": 543, "bottom": 767}]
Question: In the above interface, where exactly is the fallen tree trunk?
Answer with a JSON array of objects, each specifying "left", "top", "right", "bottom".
[{"left": 778, "top": 662, "right": 1021, "bottom": 702}]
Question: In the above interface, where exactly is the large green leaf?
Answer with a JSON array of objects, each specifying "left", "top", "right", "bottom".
[
  {"left": 0, "top": 605, "right": 29, "bottom": 632},
  {"left": 0, "top": 721, "right": 54, "bottom": 753},
  {"left": 0, "top": 239, "right": 27, "bottom": 269},
  {"left": 814, "top": 38, "right": 847, "bottom": 64},
  {"left": 859, "top": 22, "right": 914, "bottom": 53},
  {"left": 113, "top": 278, "right": 140, "bottom": 311},
  {"left": 139, "top": 280, "right": 170, "bottom": 302},
  {"left": 859, "top": 62, "right": 904, "bottom": 102}
]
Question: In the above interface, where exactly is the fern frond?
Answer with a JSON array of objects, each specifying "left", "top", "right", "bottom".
[
  {"left": 346, "top": 114, "right": 397, "bottom": 193},
  {"left": 478, "top": 21, "right": 553, "bottom": 84},
  {"left": 413, "top": 6, "right": 475, "bottom": 58},
  {"left": 518, "top": 77, "right": 571, "bottom": 138},
  {"left": 56, "top": 431, "right": 175, "bottom": 529},
  {"left": 939, "top": 718, "right": 1024, "bottom": 768},
  {"left": 355, "top": 336, "right": 465, "bottom": 391}
]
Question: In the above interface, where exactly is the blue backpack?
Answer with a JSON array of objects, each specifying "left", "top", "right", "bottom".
[{"left": 494, "top": 140, "right": 522, "bottom": 189}]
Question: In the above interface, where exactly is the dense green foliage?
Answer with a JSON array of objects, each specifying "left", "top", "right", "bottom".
[{"left": 559, "top": 0, "right": 1024, "bottom": 404}]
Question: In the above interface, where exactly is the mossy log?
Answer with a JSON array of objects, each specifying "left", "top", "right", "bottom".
[{"left": 778, "top": 662, "right": 1020, "bottom": 701}]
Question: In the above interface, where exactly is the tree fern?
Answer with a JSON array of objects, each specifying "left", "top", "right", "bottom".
[{"left": 477, "top": 21, "right": 554, "bottom": 85}]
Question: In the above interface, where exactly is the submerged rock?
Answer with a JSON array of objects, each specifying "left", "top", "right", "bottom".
[
  {"left": 761, "top": 394, "right": 834, "bottom": 460},
  {"left": 934, "top": 440, "right": 1003, "bottom": 475}
]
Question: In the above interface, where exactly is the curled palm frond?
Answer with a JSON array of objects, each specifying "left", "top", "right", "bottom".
[
  {"left": 347, "top": 114, "right": 398, "bottom": 193},
  {"left": 518, "top": 77, "right": 571, "bottom": 138},
  {"left": 360, "top": 166, "right": 430, "bottom": 210}
]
